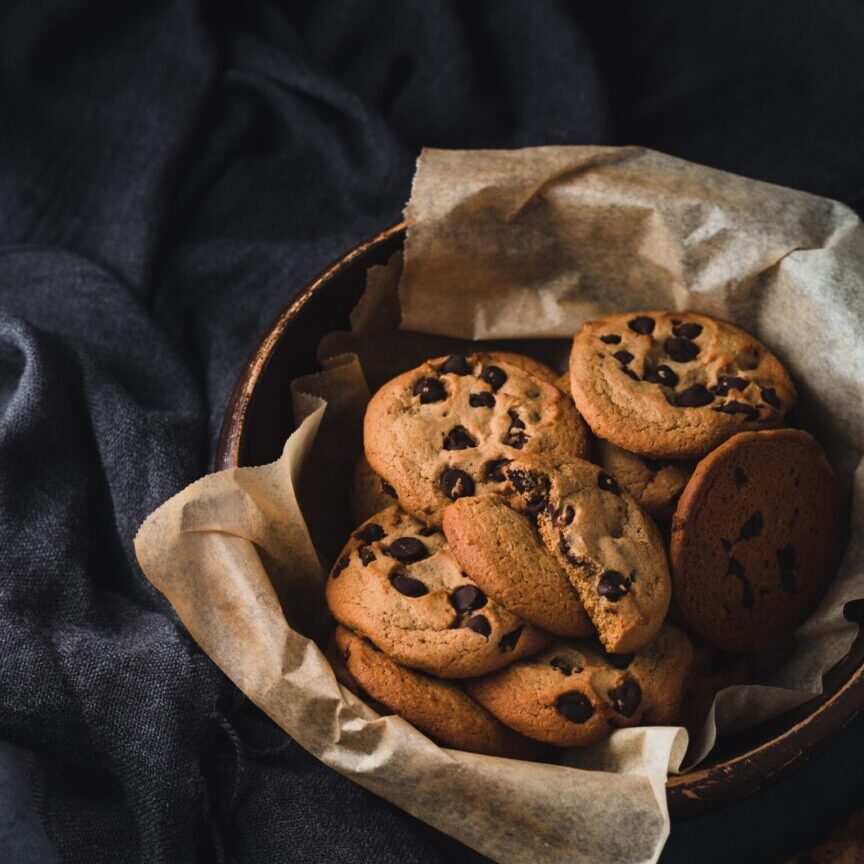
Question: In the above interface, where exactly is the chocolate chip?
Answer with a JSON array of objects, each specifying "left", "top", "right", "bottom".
[
  {"left": 506, "top": 468, "right": 550, "bottom": 508},
  {"left": 726, "top": 557, "right": 753, "bottom": 608},
  {"left": 465, "top": 615, "right": 491, "bottom": 637},
  {"left": 761, "top": 387, "right": 781, "bottom": 409},
  {"left": 781, "top": 571, "right": 797, "bottom": 595},
  {"left": 381, "top": 480, "right": 398, "bottom": 499},
  {"left": 622, "top": 368, "right": 640, "bottom": 381},
  {"left": 672, "top": 322, "right": 703, "bottom": 340},
  {"left": 451, "top": 585, "right": 487, "bottom": 613},
  {"left": 734, "top": 467, "right": 748, "bottom": 488},
  {"left": 551, "top": 657, "right": 574, "bottom": 675},
  {"left": 443, "top": 425, "right": 477, "bottom": 450},
  {"left": 644, "top": 365, "right": 679, "bottom": 386},
  {"left": 439, "top": 354, "right": 471, "bottom": 375},
  {"left": 354, "top": 523, "right": 385, "bottom": 543},
  {"left": 716, "top": 400, "right": 759, "bottom": 421},
  {"left": 675, "top": 384, "right": 714, "bottom": 407},
  {"left": 643, "top": 457, "right": 665, "bottom": 472},
  {"left": 555, "top": 691, "right": 595, "bottom": 723},
  {"left": 481, "top": 365, "right": 507, "bottom": 391},
  {"left": 609, "top": 680, "right": 642, "bottom": 718},
  {"left": 332, "top": 556, "right": 349, "bottom": 578},
  {"left": 389, "top": 569, "right": 428, "bottom": 597},
  {"left": 525, "top": 494, "right": 548, "bottom": 514},
  {"left": 664, "top": 337, "right": 699, "bottom": 362},
  {"left": 714, "top": 376, "right": 749, "bottom": 396},
  {"left": 628, "top": 316, "right": 655, "bottom": 335},
  {"left": 439, "top": 468, "right": 475, "bottom": 501},
  {"left": 507, "top": 409, "right": 526, "bottom": 429},
  {"left": 419, "top": 526, "right": 438, "bottom": 536},
  {"left": 600, "top": 334, "right": 621, "bottom": 344},
  {"left": 413, "top": 377, "right": 446, "bottom": 404},
  {"left": 387, "top": 536, "right": 428, "bottom": 563},
  {"left": 777, "top": 544, "right": 797, "bottom": 570},
  {"left": 554, "top": 504, "right": 575, "bottom": 527},
  {"left": 498, "top": 626, "right": 523, "bottom": 652},
  {"left": 614, "top": 350, "right": 634, "bottom": 365},
  {"left": 359, "top": 546, "right": 376, "bottom": 566},
  {"left": 598, "top": 570, "right": 629, "bottom": 601},
  {"left": 739, "top": 511, "right": 763, "bottom": 540},
  {"left": 469, "top": 391, "right": 495, "bottom": 408},
  {"left": 721, "top": 538, "right": 732, "bottom": 552},
  {"left": 505, "top": 431, "right": 528, "bottom": 449},
  {"left": 483, "top": 458, "right": 512, "bottom": 482},
  {"left": 597, "top": 472, "right": 621, "bottom": 494},
  {"left": 606, "top": 653, "right": 635, "bottom": 670},
  {"left": 726, "top": 557, "right": 745, "bottom": 577}
]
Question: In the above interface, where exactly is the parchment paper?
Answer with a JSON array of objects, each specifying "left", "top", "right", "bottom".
[{"left": 135, "top": 146, "right": 864, "bottom": 864}]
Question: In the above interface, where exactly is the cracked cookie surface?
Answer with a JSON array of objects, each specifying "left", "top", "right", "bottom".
[
  {"left": 466, "top": 624, "right": 693, "bottom": 747},
  {"left": 670, "top": 429, "right": 841, "bottom": 652},
  {"left": 364, "top": 353, "right": 589, "bottom": 525},
  {"left": 326, "top": 505, "right": 549, "bottom": 678},
  {"left": 569, "top": 311, "right": 796, "bottom": 459}
]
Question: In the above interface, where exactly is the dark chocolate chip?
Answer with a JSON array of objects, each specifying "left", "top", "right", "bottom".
[
  {"left": 716, "top": 400, "right": 759, "bottom": 421},
  {"left": 609, "top": 680, "right": 642, "bottom": 718},
  {"left": 419, "top": 526, "right": 438, "bottom": 536},
  {"left": 439, "top": 468, "right": 475, "bottom": 501},
  {"left": 381, "top": 480, "right": 398, "bottom": 499},
  {"left": 598, "top": 472, "right": 621, "bottom": 495},
  {"left": 505, "top": 431, "right": 529, "bottom": 449},
  {"left": 734, "top": 467, "right": 748, "bottom": 488},
  {"left": 525, "top": 493, "right": 549, "bottom": 514},
  {"left": 469, "top": 391, "right": 496, "bottom": 408},
  {"left": 413, "top": 377, "right": 446, "bottom": 404},
  {"left": 481, "top": 365, "right": 507, "bottom": 391},
  {"left": 597, "top": 570, "right": 629, "bottom": 601},
  {"left": 622, "top": 368, "right": 640, "bottom": 381},
  {"left": 714, "top": 376, "right": 749, "bottom": 397},
  {"left": 358, "top": 546, "right": 376, "bottom": 566},
  {"left": 606, "top": 653, "right": 635, "bottom": 670},
  {"left": 465, "top": 615, "right": 491, "bottom": 637},
  {"left": 781, "top": 571, "right": 797, "bottom": 595},
  {"left": 443, "top": 425, "right": 478, "bottom": 450},
  {"left": 507, "top": 409, "right": 526, "bottom": 429},
  {"left": 726, "top": 558, "right": 753, "bottom": 608},
  {"left": 643, "top": 457, "right": 665, "bottom": 472},
  {"left": 675, "top": 384, "right": 714, "bottom": 407},
  {"left": 483, "top": 458, "right": 512, "bottom": 482},
  {"left": 761, "top": 387, "right": 781, "bottom": 409},
  {"left": 551, "top": 657, "right": 574, "bottom": 675},
  {"left": 387, "top": 536, "right": 428, "bottom": 563},
  {"left": 555, "top": 504, "right": 575, "bottom": 527},
  {"left": 498, "top": 626, "right": 524, "bottom": 652},
  {"left": 600, "top": 334, "right": 622, "bottom": 344},
  {"left": 628, "top": 316, "right": 655, "bottom": 335},
  {"left": 440, "top": 354, "right": 471, "bottom": 375},
  {"left": 739, "top": 511, "right": 763, "bottom": 540},
  {"left": 672, "top": 322, "right": 703, "bottom": 340},
  {"left": 614, "top": 350, "right": 634, "bottom": 365},
  {"left": 354, "top": 523, "right": 385, "bottom": 543},
  {"left": 389, "top": 569, "right": 428, "bottom": 597},
  {"left": 555, "top": 691, "right": 595, "bottom": 723},
  {"left": 451, "top": 585, "right": 488, "bottom": 613},
  {"left": 726, "top": 557, "right": 745, "bottom": 578},
  {"left": 506, "top": 468, "right": 550, "bottom": 505},
  {"left": 644, "top": 365, "right": 679, "bottom": 386},
  {"left": 777, "top": 544, "right": 797, "bottom": 571},
  {"left": 332, "top": 556, "right": 349, "bottom": 578},
  {"left": 721, "top": 538, "right": 732, "bottom": 552},
  {"left": 664, "top": 337, "right": 699, "bottom": 362}
]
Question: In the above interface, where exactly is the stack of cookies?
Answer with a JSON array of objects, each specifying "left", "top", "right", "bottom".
[{"left": 325, "top": 312, "right": 842, "bottom": 756}]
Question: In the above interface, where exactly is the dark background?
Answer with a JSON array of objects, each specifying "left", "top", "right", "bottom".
[{"left": 1, "top": 1, "right": 863, "bottom": 862}]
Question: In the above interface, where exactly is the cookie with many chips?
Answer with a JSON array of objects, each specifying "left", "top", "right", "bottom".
[{"left": 569, "top": 311, "right": 796, "bottom": 459}]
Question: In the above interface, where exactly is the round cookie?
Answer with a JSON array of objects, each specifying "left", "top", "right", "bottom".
[
  {"left": 443, "top": 494, "right": 594, "bottom": 637},
  {"left": 326, "top": 505, "right": 550, "bottom": 678},
  {"left": 670, "top": 429, "right": 841, "bottom": 652},
  {"left": 364, "top": 354, "right": 589, "bottom": 525},
  {"left": 569, "top": 311, "right": 797, "bottom": 459},
  {"left": 330, "top": 626, "right": 543, "bottom": 758},
  {"left": 595, "top": 439, "right": 693, "bottom": 522},
  {"left": 466, "top": 624, "right": 693, "bottom": 747},
  {"left": 503, "top": 457, "right": 671, "bottom": 653},
  {"left": 349, "top": 455, "right": 399, "bottom": 525}
]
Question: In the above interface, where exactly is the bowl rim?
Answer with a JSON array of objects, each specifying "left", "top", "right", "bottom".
[{"left": 215, "top": 221, "right": 864, "bottom": 817}]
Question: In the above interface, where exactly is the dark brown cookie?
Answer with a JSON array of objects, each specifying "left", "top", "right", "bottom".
[{"left": 670, "top": 429, "right": 842, "bottom": 651}]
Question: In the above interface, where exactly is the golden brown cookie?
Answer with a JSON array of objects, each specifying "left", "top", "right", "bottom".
[
  {"left": 569, "top": 311, "right": 796, "bottom": 459},
  {"left": 330, "top": 627, "right": 542, "bottom": 758},
  {"left": 443, "top": 494, "right": 594, "bottom": 638},
  {"left": 503, "top": 457, "right": 671, "bottom": 653},
  {"left": 466, "top": 624, "right": 693, "bottom": 747},
  {"left": 364, "top": 354, "right": 589, "bottom": 526},
  {"left": 349, "top": 455, "right": 399, "bottom": 525},
  {"left": 670, "top": 429, "right": 841, "bottom": 651},
  {"left": 326, "top": 505, "right": 550, "bottom": 678}
]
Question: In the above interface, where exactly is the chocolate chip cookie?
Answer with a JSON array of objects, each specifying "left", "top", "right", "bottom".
[
  {"left": 594, "top": 439, "right": 693, "bottom": 522},
  {"left": 670, "top": 429, "right": 841, "bottom": 652},
  {"left": 326, "top": 505, "right": 550, "bottom": 678},
  {"left": 364, "top": 354, "right": 589, "bottom": 525},
  {"left": 349, "top": 455, "right": 399, "bottom": 525},
  {"left": 466, "top": 624, "right": 693, "bottom": 747},
  {"left": 569, "top": 311, "right": 796, "bottom": 459},
  {"left": 504, "top": 457, "right": 671, "bottom": 653},
  {"left": 443, "top": 494, "right": 594, "bottom": 638},
  {"left": 330, "top": 626, "right": 542, "bottom": 758}
]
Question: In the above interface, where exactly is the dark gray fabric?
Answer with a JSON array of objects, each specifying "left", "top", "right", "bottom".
[{"left": 0, "top": 2, "right": 863, "bottom": 862}]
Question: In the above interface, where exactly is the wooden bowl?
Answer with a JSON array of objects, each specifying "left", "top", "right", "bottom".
[{"left": 216, "top": 222, "right": 864, "bottom": 818}]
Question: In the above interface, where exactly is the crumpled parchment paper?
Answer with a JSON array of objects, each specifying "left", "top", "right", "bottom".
[{"left": 135, "top": 146, "right": 864, "bottom": 864}]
